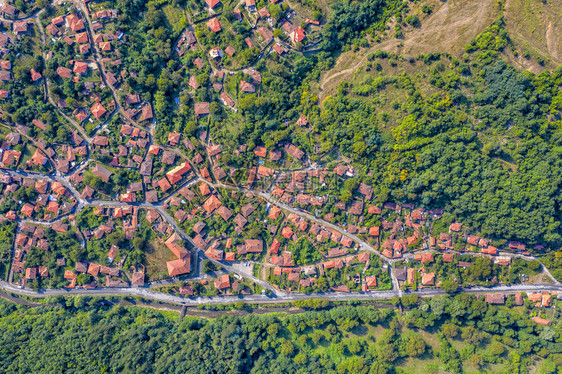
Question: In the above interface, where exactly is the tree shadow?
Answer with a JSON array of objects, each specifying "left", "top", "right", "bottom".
[{"left": 349, "top": 323, "right": 369, "bottom": 336}]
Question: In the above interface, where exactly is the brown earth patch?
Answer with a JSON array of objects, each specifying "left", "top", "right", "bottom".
[{"left": 318, "top": 0, "right": 499, "bottom": 100}]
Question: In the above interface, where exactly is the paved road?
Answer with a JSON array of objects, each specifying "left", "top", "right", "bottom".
[{"left": 1, "top": 280, "right": 560, "bottom": 306}]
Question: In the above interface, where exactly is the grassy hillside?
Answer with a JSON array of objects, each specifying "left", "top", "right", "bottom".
[
  {"left": 317, "top": 0, "right": 561, "bottom": 99},
  {"left": 317, "top": 0, "right": 501, "bottom": 99},
  {"left": 504, "top": 0, "right": 562, "bottom": 70}
]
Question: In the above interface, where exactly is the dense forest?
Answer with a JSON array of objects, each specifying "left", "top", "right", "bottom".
[{"left": 0, "top": 296, "right": 559, "bottom": 373}]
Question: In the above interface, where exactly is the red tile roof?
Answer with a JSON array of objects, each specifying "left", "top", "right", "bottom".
[
  {"left": 30, "top": 69, "right": 42, "bottom": 82},
  {"left": 167, "top": 257, "right": 191, "bottom": 276},
  {"left": 206, "top": 18, "right": 221, "bottom": 32},
  {"left": 205, "top": 0, "right": 220, "bottom": 7},
  {"left": 90, "top": 102, "right": 107, "bottom": 119}
]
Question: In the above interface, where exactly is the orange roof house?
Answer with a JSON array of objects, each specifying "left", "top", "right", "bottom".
[
  {"left": 270, "top": 238, "right": 281, "bottom": 254},
  {"left": 254, "top": 146, "right": 267, "bottom": 158},
  {"left": 28, "top": 149, "right": 47, "bottom": 166},
  {"left": 168, "top": 132, "right": 181, "bottom": 145},
  {"left": 485, "top": 293, "right": 505, "bottom": 304},
  {"left": 220, "top": 92, "right": 235, "bottom": 107},
  {"left": 199, "top": 183, "right": 211, "bottom": 196},
  {"left": 482, "top": 246, "right": 498, "bottom": 255},
  {"left": 407, "top": 268, "right": 415, "bottom": 285},
  {"left": 415, "top": 252, "right": 434, "bottom": 263},
  {"left": 1, "top": 3, "right": 17, "bottom": 16},
  {"left": 165, "top": 232, "right": 188, "bottom": 257},
  {"left": 421, "top": 272, "right": 435, "bottom": 286},
  {"left": 99, "top": 41, "right": 111, "bottom": 51},
  {"left": 12, "top": 21, "right": 28, "bottom": 34},
  {"left": 494, "top": 256, "right": 511, "bottom": 266},
  {"left": 296, "top": 114, "right": 307, "bottom": 126},
  {"left": 51, "top": 181, "right": 66, "bottom": 196},
  {"left": 30, "top": 69, "right": 42, "bottom": 82},
  {"left": 244, "top": 239, "right": 263, "bottom": 253},
  {"left": 268, "top": 206, "right": 281, "bottom": 220},
  {"left": 88, "top": 263, "right": 101, "bottom": 277},
  {"left": 90, "top": 103, "right": 107, "bottom": 119},
  {"left": 443, "top": 253, "right": 454, "bottom": 262},
  {"left": 73, "top": 61, "right": 88, "bottom": 75},
  {"left": 167, "top": 257, "right": 191, "bottom": 276},
  {"left": 449, "top": 223, "right": 462, "bottom": 232},
  {"left": 32, "top": 119, "right": 47, "bottom": 131},
  {"left": 214, "top": 274, "right": 230, "bottom": 290},
  {"left": 21, "top": 203, "right": 35, "bottom": 217},
  {"left": 92, "top": 135, "right": 109, "bottom": 146},
  {"left": 289, "top": 27, "right": 305, "bottom": 45},
  {"left": 206, "top": 246, "right": 224, "bottom": 261},
  {"left": 79, "top": 44, "right": 91, "bottom": 54},
  {"left": 68, "top": 16, "right": 85, "bottom": 32},
  {"left": 166, "top": 162, "right": 191, "bottom": 184},
  {"left": 75, "top": 32, "right": 89, "bottom": 44},
  {"left": 257, "top": 165, "right": 274, "bottom": 177},
  {"left": 272, "top": 43, "right": 286, "bottom": 55},
  {"left": 240, "top": 80, "right": 255, "bottom": 93},
  {"left": 206, "top": 18, "right": 221, "bottom": 32},
  {"left": 194, "top": 102, "right": 210, "bottom": 116},
  {"left": 64, "top": 269, "right": 77, "bottom": 280},
  {"left": 206, "top": 0, "right": 220, "bottom": 8},
  {"left": 532, "top": 316, "right": 552, "bottom": 326},
  {"left": 357, "top": 252, "right": 369, "bottom": 262},
  {"left": 148, "top": 145, "right": 161, "bottom": 155},
  {"left": 365, "top": 276, "right": 377, "bottom": 288},
  {"left": 202, "top": 195, "right": 222, "bottom": 213},
  {"left": 2, "top": 150, "right": 21, "bottom": 165},
  {"left": 46, "top": 201, "right": 59, "bottom": 214},
  {"left": 281, "top": 226, "right": 294, "bottom": 239},
  {"left": 35, "top": 180, "right": 49, "bottom": 193},
  {"left": 158, "top": 177, "right": 172, "bottom": 192},
  {"left": 341, "top": 236, "right": 354, "bottom": 248},
  {"left": 25, "top": 267, "right": 37, "bottom": 280},
  {"left": 542, "top": 293, "right": 552, "bottom": 307}
]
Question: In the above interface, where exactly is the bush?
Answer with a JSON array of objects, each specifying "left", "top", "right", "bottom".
[{"left": 405, "top": 14, "right": 420, "bottom": 27}]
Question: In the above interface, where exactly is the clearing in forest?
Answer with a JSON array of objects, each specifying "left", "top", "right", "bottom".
[{"left": 318, "top": 0, "right": 499, "bottom": 100}]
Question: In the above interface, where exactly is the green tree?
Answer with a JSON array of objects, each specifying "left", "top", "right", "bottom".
[
  {"left": 440, "top": 278, "right": 459, "bottom": 293},
  {"left": 405, "top": 334, "right": 427, "bottom": 357}
]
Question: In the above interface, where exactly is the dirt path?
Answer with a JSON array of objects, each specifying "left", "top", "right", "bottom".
[
  {"left": 545, "top": 22, "right": 561, "bottom": 63},
  {"left": 318, "top": 0, "right": 497, "bottom": 99}
]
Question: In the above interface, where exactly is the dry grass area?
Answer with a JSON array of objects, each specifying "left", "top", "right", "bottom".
[
  {"left": 504, "top": 0, "right": 562, "bottom": 71},
  {"left": 391, "top": 0, "right": 498, "bottom": 56},
  {"left": 317, "top": 0, "right": 499, "bottom": 100},
  {"left": 145, "top": 240, "right": 176, "bottom": 281},
  {"left": 529, "top": 272, "right": 555, "bottom": 284}
]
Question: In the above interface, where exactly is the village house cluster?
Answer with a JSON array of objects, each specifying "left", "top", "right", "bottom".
[{"left": 0, "top": 0, "right": 555, "bottom": 306}]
